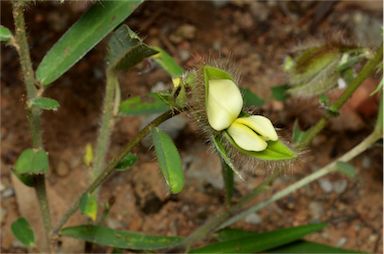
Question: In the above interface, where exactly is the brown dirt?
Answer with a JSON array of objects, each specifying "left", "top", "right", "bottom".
[{"left": 1, "top": 1, "right": 382, "bottom": 253}]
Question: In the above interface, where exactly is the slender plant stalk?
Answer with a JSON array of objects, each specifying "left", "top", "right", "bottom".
[
  {"left": 52, "top": 110, "right": 179, "bottom": 235},
  {"left": 299, "top": 45, "right": 383, "bottom": 147},
  {"left": 12, "top": 2, "right": 52, "bottom": 253},
  {"left": 92, "top": 71, "right": 118, "bottom": 182}
]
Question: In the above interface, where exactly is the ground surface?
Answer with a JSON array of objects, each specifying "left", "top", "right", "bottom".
[{"left": 1, "top": 1, "right": 383, "bottom": 253}]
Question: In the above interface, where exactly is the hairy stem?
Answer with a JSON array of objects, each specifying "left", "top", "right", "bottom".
[
  {"left": 299, "top": 45, "right": 383, "bottom": 147},
  {"left": 12, "top": 2, "right": 52, "bottom": 253},
  {"left": 52, "top": 110, "right": 179, "bottom": 235},
  {"left": 92, "top": 71, "right": 118, "bottom": 183}
]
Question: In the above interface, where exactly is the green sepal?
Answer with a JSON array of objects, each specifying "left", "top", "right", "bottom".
[{"left": 223, "top": 132, "right": 296, "bottom": 161}]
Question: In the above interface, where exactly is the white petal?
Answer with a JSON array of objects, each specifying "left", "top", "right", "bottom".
[
  {"left": 235, "top": 115, "right": 278, "bottom": 141},
  {"left": 207, "top": 79, "right": 243, "bottom": 131},
  {"left": 227, "top": 122, "right": 267, "bottom": 151}
]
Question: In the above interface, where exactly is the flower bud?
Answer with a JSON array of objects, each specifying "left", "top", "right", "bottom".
[
  {"left": 227, "top": 115, "right": 277, "bottom": 152},
  {"left": 206, "top": 79, "right": 243, "bottom": 131}
]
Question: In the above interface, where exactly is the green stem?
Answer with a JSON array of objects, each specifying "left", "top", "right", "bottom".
[
  {"left": 220, "top": 130, "right": 381, "bottom": 229},
  {"left": 299, "top": 45, "right": 383, "bottom": 147},
  {"left": 92, "top": 71, "right": 118, "bottom": 183},
  {"left": 12, "top": 2, "right": 52, "bottom": 253},
  {"left": 52, "top": 110, "right": 178, "bottom": 235}
]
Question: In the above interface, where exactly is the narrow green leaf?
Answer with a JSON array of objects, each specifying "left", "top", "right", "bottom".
[
  {"left": 241, "top": 88, "right": 265, "bottom": 107},
  {"left": 80, "top": 193, "right": 98, "bottom": 221},
  {"left": 271, "top": 85, "right": 290, "bottom": 101},
  {"left": 36, "top": 0, "right": 143, "bottom": 86},
  {"left": 61, "top": 225, "right": 183, "bottom": 250},
  {"left": 115, "top": 153, "right": 138, "bottom": 171},
  {"left": 11, "top": 217, "right": 35, "bottom": 247},
  {"left": 151, "top": 47, "right": 184, "bottom": 78},
  {"left": 152, "top": 128, "right": 184, "bottom": 194},
  {"left": 0, "top": 25, "right": 12, "bottom": 42},
  {"left": 29, "top": 97, "right": 60, "bottom": 111},
  {"left": 268, "top": 240, "right": 359, "bottom": 253},
  {"left": 106, "top": 25, "right": 158, "bottom": 71},
  {"left": 191, "top": 223, "right": 326, "bottom": 253},
  {"left": 221, "top": 160, "right": 234, "bottom": 205},
  {"left": 119, "top": 93, "right": 170, "bottom": 115},
  {"left": 336, "top": 161, "right": 356, "bottom": 179},
  {"left": 15, "top": 148, "right": 49, "bottom": 175}
]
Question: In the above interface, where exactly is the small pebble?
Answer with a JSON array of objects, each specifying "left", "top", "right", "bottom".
[
  {"left": 179, "top": 49, "right": 190, "bottom": 62},
  {"left": 319, "top": 179, "right": 333, "bottom": 193},
  {"left": 362, "top": 156, "right": 371, "bottom": 169},
  {"left": 245, "top": 213, "right": 262, "bottom": 225},
  {"left": 333, "top": 179, "right": 348, "bottom": 194},
  {"left": 2, "top": 188, "right": 14, "bottom": 198},
  {"left": 309, "top": 201, "right": 324, "bottom": 220},
  {"left": 336, "top": 237, "right": 347, "bottom": 247}
]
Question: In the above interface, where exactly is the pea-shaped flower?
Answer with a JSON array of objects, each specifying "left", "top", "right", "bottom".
[{"left": 203, "top": 65, "right": 295, "bottom": 161}]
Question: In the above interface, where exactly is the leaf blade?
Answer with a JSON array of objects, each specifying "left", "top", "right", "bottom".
[
  {"left": 29, "top": 97, "right": 60, "bottom": 111},
  {"left": 119, "top": 93, "right": 170, "bottom": 116},
  {"left": 36, "top": 0, "right": 143, "bottom": 86},
  {"left": 0, "top": 25, "right": 12, "bottom": 42},
  {"left": 15, "top": 148, "right": 49, "bottom": 175},
  {"left": 61, "top": 225, "right": 183, "bottom": 250},
  {"left": 191, "top": 223, "right": 326, "bottom": 253},
  {"left": 11, "top": 217, "right": 35, "bottom": 247},
  {"left": 106, "top": 25, "right": 158, "bottom": 71},
  {"left": 152, "top": 127, "right": 184, "bottom": 194}
]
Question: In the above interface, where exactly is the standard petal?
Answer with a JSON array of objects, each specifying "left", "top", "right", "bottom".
[
  {"left": 235, "top": 115, "right": 278, "bottom": 141},
  {"left": 207, "top": 79, "right": 243, "bottom": 131},
  {"left": 227, "top": 122, "right": 267, "bottom": 151}
]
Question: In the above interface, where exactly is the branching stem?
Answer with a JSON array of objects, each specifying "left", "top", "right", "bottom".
[{"left": 12, "top": 1, "right": 52, "bottom": 253}]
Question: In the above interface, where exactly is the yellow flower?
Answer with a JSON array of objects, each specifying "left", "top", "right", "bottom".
[
  {"left": 227, "top": 116, "right": 278, "bottom": 152},
  {"left": 206, "top": 79, "right": 243, "bottom": 131}
]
